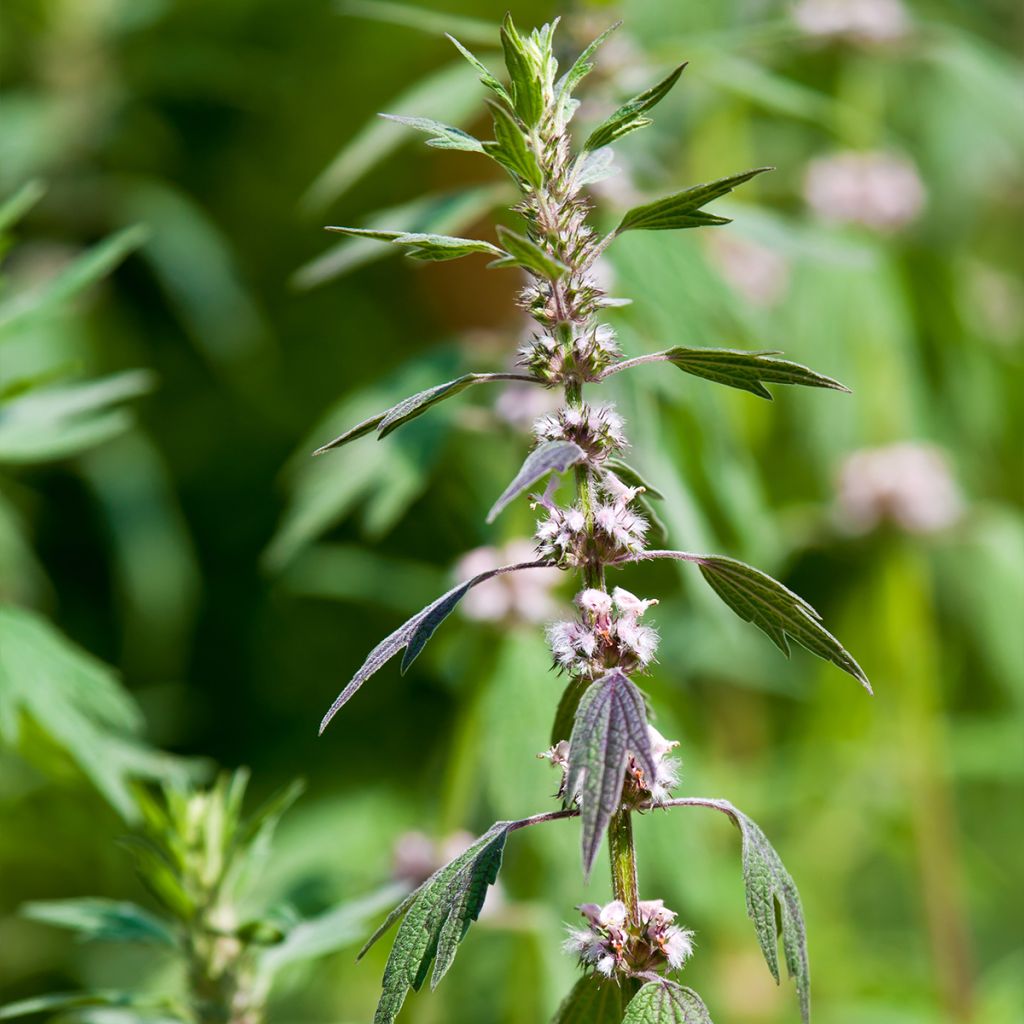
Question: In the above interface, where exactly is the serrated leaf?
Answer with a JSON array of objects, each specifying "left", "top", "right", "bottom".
[
  {"left": 491, "top": 226, "right": 569, "bottom": 280},
  {"left": 362, "top": 822, "right": 512, "bottom": 1024},
  {"left": 584, "top": 63, "right": 686, "bottom": 151},
  {"left": 379, "top": 114, "right": 484, "bottom": 152},
  {"left": 604, "top": 460, "right": 665, "bottom": 500},
  {"left": 319, "top": 560, "right": 551, "bottom": 731},
  {"left": 483, "top": 101, "right": 543, "bottom": 188},
  {"left": 669, "top": 798, "right": 810, "bottom": 1022},
  {"left": 487, "top": 439, "right": 584, "bottom": 523},
  {"left": 565, "top": 669, "right": 656, "bottom": 878},
  {"left": 552, "top": 974, "right": 628, "bottom": 1024},
  {"left": 323, "top": 226, "right": 503, "bottom": 262},
  {"left": 21, "top": 899, "right": 178, "bottom": 948},
  {"left": 447, "top": 33, "right": 512, "bottom": 106},
  {"left": 500, "top": 14, "right": 544, "bottom": 127},
  {"left": 660, "top": 347, "right": 849, "bottom": 400},
  {"left": 616, "top": 168, "right": 772, "bottom": 233},
  {"left": 313, "top": 372, "right": 533, "bottom": 455},
  {"left": 0, "top": 605, "right": 190, "bottom": 821},
  {"left": 696, "top": 555, "right": 870, "bottom": 690},
  {"left": 556, "top": 22, "right": 621, "bottom": 115},
  {"left": 622, "top": 979, "right": 714, "bottom": 1024}
]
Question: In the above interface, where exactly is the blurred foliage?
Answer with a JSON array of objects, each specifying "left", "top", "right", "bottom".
[{"left": 0, "top": 1, "right": 1021, "bottom": 1023}]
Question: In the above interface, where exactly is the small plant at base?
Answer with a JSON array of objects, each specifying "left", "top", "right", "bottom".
[{"left": 314, "top": 16, "right": 871, "bottom": 1023}]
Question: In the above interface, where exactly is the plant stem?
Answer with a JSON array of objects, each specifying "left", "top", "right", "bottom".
[{"left": 608, "top": 807, "right": 640, "bottom": 917}]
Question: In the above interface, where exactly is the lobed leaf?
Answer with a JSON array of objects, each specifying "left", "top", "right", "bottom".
[
  {"left": 379, "top": 114, "right": 484, "bottom": 152},
  {"left": 500, "top": 13, "right": 544, "bottom": 127},
  {"left": 556, "top": 22, "right": 621, "bottom": 112},
  {"left": 318, "top": 560, "right": 552, "bottom": 731},
  {"left": 487, "top": 439, "right": 584, "bottom": 523},
  {"left": 615, "top": 551, "right": 870, "bottom": 691},
  {"left": 483, "top": 100, "right": 544, "bottom": 187},
  {"left": 312, "top": 372, "right": 534, "bottom": 455},
  {"left": 361, "top": 822, "right": 512, "bottom": 1024},
  {"left": 616, "top": 168, "right": 772, "bottom": 233},
  {"left": 323, "top": 225, "right": 503, "bottom": 262},
  {"left": 604, "top": 347, "right": 849, "bottom": 400},
  {"left": 447, "top": 33, "right": 513, "bottom": 107},
  {"left": 553, "top": 974, "right": 629, "bottom": 1024},
  {"left": 584, "top": 63, "right": 686, "bottom": 151},
  {"left": 565, "top": 669, "right": 657, "bottom": 878},
  {"left": 622, "top": 979, "right": 714, "bottom": 1024},
  {"left": 491, "top": 225, "right": 569, "bottom": 280},
  {"left": 668, "top": 798, "right": 811, "bottom": 1023}
]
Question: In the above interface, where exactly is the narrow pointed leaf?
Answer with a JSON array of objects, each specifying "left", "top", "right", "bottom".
[
  {"left": 379, "top": 114, "right": 484, "bottom": 152},
  {"left": 319, "top": 560, "right": 551, "bottom": 731},
  {"left": 446, "top": 33, "right": 512, "bottom": 106},
  {"left": 492, "top": 226, "right": 569, "bottom": 280},
  {"left": 362, "top": 822, "right": 512, "bottom": 1024},
  {"left": 487, "top": 440, "right": 584, "bottom": 523},
  {"left": 553, "top": 975, "right": 628, "bottom": 1024},
  {"left": 313, "top": 372, "right": 535, "bottom": 455},
  {"left": 584, "top": 63, "right": 686, "bottom": 151},
  {"left": 662, "top": 347, "right": 849, "bottom": 399},
  {"left": 565, "top": 669, "right": 656, "bottom": 877},
  {"left": 483, "top": 101, "right": 543, "bottom": 187},
  {"left": 0, "top": 180, "right": 45, "bottom": 234},
  {"left": 616, "top": 168, "right": 772, "bottom": 233},
  {"left": 556, "top": 22, "right": 621, "bottom": 108},
  {"left": 669, "top": 798, "right": 811, "bottom": 1023},
  {"left": 324, "top": 226, "right": 503, "bottom": 262},
  {"left": 622, "top": 979, "right": 714, "bottom": 1023},
  {"left": 500, "top": 14, "right": 543, "bottom": 127},
  {"left": 21, "top": 899, "right": 178, "bottom": 947}
]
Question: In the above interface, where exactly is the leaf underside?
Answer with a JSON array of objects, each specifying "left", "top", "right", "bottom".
[
  {"left": 318, "top": 560, "right": 552, "bottom": 731},
  {"left": 616, "top": 167, "right": 772, "bottom": 233},
  {"left": 486, "top": 439, "right": 585, "bottom": 523},
  {"left": 362, "top": 822, "right": 512, "bottom": 1024},
  {"left": 565, "top": 669, "right": 657, "bottom": 877},
  {"left": 323, "top": 226, "right": 503, "bottom": 262},
  {"left": 552, "top": 974, "right": 628, "bottom": 1024},
  {"left": 663, "top": 347, "right": 850, "bottom": 400},
  {"left": 622, "top": 979, "right": 714, "bottom": 1023}
]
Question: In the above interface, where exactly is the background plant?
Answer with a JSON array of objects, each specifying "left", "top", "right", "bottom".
[{"left": 1, "top": 1, "right": 1021, "bottom": 1023}]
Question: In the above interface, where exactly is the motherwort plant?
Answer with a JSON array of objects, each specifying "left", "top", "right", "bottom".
[{"left": 315, "top": 17, "right": 870, "bottom": 1023}]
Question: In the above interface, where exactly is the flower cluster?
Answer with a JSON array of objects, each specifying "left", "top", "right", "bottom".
[
  {"left": 793, "top": 0, "right": 910, "bottom": 45},
  {"left": 533, "top": 402, "right": 627, "bottom": 462},
  {"left": 518, "top": 322, "right": 622, "bottom": 384},
  {"left": 546, "top": 587, "right": 660, "bottom": 677},
  {"left": 534, "top": 480, "right": 648, "bottom": 566},
  {"left": 563, "top": 898, "right": 695, "bottom": 978}
]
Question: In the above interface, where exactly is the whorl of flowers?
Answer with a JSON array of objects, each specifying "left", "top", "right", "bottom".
[
  {"left": 517, "top": 321, "right": 622, "bottom": 384},
  {"left": 533, "top": 402, "right": 627, "bottom": 461},
  {"left": 563, "top": 898, "right": 695, "bottom": 978}
]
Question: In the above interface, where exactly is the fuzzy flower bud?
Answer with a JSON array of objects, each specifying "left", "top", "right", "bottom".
[
  {"left": 563, "top": 898, "right": 695, "bottom": 978},
  {"left": 533, "top": 402, "right": 627, "bottom": 462}
]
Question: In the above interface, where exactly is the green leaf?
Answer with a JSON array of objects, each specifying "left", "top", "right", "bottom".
[
  {"left": 610, "top": 347, "right": 850, "bottom": 400},
  {"left": 379, "top": 114, "right": 484, "bottom": 152},
  {"left": 616, "top": 168, "right": 773, "bottom": 233},
  {"left": 556, "top": 22, "right": 622, "bottom": 114},
  {"left": 361, "top": 822, "right": 512, "bottom": 1024},
  {"left": 696, "top": 555, "right": 870, "bottom": 690},
  {"left": 0, "top": 180, "right": 45, "bottom": 234},
  {"left": 0, "top": 605, "right": 191, "bottom": 821},
  {"left": 0, "top": 370, "right": 155, "bottom": 464},
  {"left": 550, "top": 675, "right": 589, "bottom": 746},
  {"left": 339, "top": 0, "right": 496, "bottom": 44},
  {"left": 622, "top": 979, "right": 714, "bottom": 1023},
  {"left": 565, "top": 669, "right": 657, "bottom": 878},
  {"left": 552, "top": 974, "right": 628, "bottom": 1024},
  {"left": 670, "top": 798, "right": 811, "bottom": 1023},
  {"left": 492, "top": 225, "right": 569, "bottom": 280},
  {"left": 0, "top": 992, "right": 158, "bottom": 1021},
  {"left": 0, "top": 225, "right": 148, "bottom": 337},
  {"left": 313, "top": 372, "right": 533, "bottom": 455},
  {"left": 584, "top": 63, "right": 686, "bottom": 151},
  {"left": 486, "top": 439, "right": 585, "bottom": 523},
  {"left": 500, "top": 13, "right": 544, "bottom": 127},
  {"left": 318, "top": 559, "right": 551, "bottom": 731},
  {"left": 483, "top": 101, "right": 543, "bottom": 188},
  {"left": 323, "top": 226, "right": 503, "bottom": 262},
  {"left": 117, "top": 837, "right": 194, "bottom": 919},
  {"left": 446, "top": 34, "right": 512, "bottom": 106},
  {"left": 21, "top": 899, "right": 178, "bottom": 947}
]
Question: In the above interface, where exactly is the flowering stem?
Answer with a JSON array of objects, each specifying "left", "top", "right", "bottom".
[{"left": 608, "top": 806, "right": 640, "bottom": 918}]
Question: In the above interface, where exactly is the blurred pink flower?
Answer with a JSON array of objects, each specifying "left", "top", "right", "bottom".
[
  {"left": 455, "top": 540, "right": 561, "bottom": 623},
  {"left": 706, "top": 235, "right": 791, "bottom": 308},
  {"left": 793, "top": 0, "right": 910, "bottom": 44}
]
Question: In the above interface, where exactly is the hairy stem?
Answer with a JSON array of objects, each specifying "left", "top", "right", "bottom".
[{"left": 608, "top": 806, "right": 640, "bottom": 917}]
